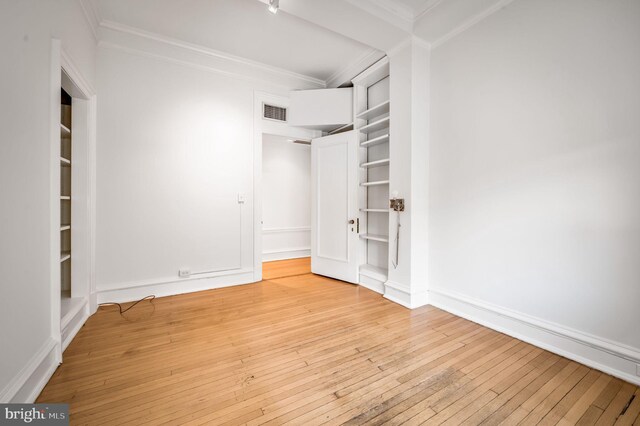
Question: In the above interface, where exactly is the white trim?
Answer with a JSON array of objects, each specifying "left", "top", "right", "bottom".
[
  {"left": 0, "top": 338, "right": 59, "bottom": 403},
  {"left": 383, "top": 280, "right": 429, "bottom": 309},
  {"left": 359, "top": 275, "right": 385, "bottom": 295},
  {"left": 49, "top": 40, "right": 63, "bottom": 361},
  {"left": 253, "top": 92, "right": 321, "bottom": 282},
  {"left": 262, "top": 249, "right": 311, "bottom": 262},
  {"left": 345, "top": 0, "right": 413, "bottom": 32},
  {"left": 99, "top": 20, "right": 325, "bottom": 89},
  {"left": 61, "top": 49, "right": 96, "bottom": 98},
  {"left": 429, "top": 288, "right": 640, "bottom": 386},
  {"left": 96, "top": 269, "right": 255, "bottom": 304},
  {"left": 61, "top": 302, "right": 90, "bottom": 351},
  {"left": 386, "top": 35, "right": 431, "bottom": 57},
  {"left": 326, "top": 49, "right": 386, "bottom": 88},
  {"left": 413, "top": 0, "right": 445, "bottom": 22},
  {"left": 262, "top": 226, "right": 311, "bottom": 234},
  {"left": 431, "top": 0, "right": 517, "bottom": 49},
  {"left": 78, "top": 0, "right": 101, "bottom": 42}
]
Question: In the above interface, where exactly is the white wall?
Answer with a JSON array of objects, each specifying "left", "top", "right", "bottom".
[
  {"left": 0, "top": 0, "right": 96, "bottom": 401},
  {"left": 95, "top": 43, "right": 318, "bottom": 301},
  {"left": 429, "top": 0, "right": 640, "bottom": 381},
  {"left": 261, "top": 134, "right": 311, "bottom": 261}
]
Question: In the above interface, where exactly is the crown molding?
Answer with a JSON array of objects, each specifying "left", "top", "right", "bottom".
[
  {"left": 345, "top": 0, "right": 413, "bottom": 32},
  {"left": 77, "top": 0, "right": 100, "bottom": 42},
  {"left": 325, "top": 48, "right": 386, "bottom": 88},
  {"left": 431, "top": 0, "right": 516, "bottom": 49},
  {"left": 99, "top": 20, "right": 326, "bottom": 88},
  {"left": 413, "top": 0, "right": 444, "bottom": 22},
  {"left": 386, "top": 35, "right": 431, "bottom": 57}
]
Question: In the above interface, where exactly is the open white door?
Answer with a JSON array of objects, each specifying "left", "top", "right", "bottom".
[{"left": 311, "top": 130, "right": 359, "bottom": 283}]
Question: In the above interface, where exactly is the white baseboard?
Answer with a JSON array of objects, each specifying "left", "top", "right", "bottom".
[
  {"left": 359, "top": 275, "right": 385, "bottom": 294},
  {"left": 262, "top": 248, "right": 310, "bottom": 262},
  {"left": 0, "top": 338, "right": 60, "bottom": 403},
  {"left": 384, "top": 281, "right": 429, "bottom": 309},
  {"left": 96, "top": 269, "right": 255, "bottom": 304},
  {"left": 429, "top": 288, "right": 640, "bottom": 386},
  {"left": 62, "top": 302, "right": 90, "bottom": 351}
]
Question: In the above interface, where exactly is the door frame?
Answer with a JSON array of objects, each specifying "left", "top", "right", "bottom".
[
  {"left": 252, "top": 91, "right": 320, "bottom": 281},
  {"left": 49, "top": 40, "right": 97, "bottom": 361}
]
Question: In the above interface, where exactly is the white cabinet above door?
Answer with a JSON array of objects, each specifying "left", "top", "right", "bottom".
[{"left": 289, "top": 88, "right": 353, "bottom": 132}]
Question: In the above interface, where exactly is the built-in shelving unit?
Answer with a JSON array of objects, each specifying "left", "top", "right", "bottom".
[
  {"left": 360, "top": 158, "right": 390, "bottom": 168},
  {"left": 360, "top": 180, "right": 389, "bottom": 187},
  {"left": 353, "top": 57, "right": 391, "bottom": 292},
  {"left": 360, "top": 208, "right": 389, "bottom": 213},
  {"left": 360, "top": 233, "right": 389, "bottom": 243},
  {"left": 359, "top": 117, "right": 390, "bottom": 135},
  {"left": 356, "top": 100, "right": 390, "bottom": 120},
  {"left": 60, "top": 89, "right": 73, "bottom": 322},
  {"left": 360, "top": 134, "right": 389, "bottom": 148}
]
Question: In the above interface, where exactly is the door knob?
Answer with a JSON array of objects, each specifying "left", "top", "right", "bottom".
[{"left": 348, "top": 219, "right": 355, "bottom": 224}]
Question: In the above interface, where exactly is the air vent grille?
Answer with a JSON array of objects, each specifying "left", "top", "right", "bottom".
[{"left": 263, "top": 104, "right": 287, "bottom": 122}]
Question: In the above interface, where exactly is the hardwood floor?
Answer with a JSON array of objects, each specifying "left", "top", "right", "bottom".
[
  {"left": 262, "top": 257, "right": 311, "bottom": 280},
  {"left": 38, "top": 259, "right": 640, "bottom": 425}
]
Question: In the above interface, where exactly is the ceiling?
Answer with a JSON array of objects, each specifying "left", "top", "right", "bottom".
[
  {"left": 88, "top": 0, "right": 514, "bottom": 85},
  {"left": 90, "top": 0, "right": 380, "bottom": 82}
]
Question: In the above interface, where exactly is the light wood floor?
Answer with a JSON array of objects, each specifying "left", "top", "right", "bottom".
[{"left": 39, "top": 258, "right": 640, "bottom": 425}]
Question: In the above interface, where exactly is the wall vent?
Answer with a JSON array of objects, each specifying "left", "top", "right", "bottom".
[{"left": 263, "top": 103, "right": 287, "bottom": 122}]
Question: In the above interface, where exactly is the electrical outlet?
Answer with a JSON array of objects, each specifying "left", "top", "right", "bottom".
[{"left": 179, "top": 269, "right": 191, "bottom": 278}]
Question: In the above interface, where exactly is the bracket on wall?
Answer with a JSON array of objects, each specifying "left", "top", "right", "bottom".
[{"left": 390, "top": 198, "right": 405, "bottom": 212}]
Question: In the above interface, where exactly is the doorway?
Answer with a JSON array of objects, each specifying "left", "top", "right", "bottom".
[{"left": 261, "top": 133, "right": 312, "bottom": 278}]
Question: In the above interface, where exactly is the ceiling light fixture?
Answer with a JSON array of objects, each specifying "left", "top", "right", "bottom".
[{"left": 268, "top": 0, "right": 279, "bottom": 14}]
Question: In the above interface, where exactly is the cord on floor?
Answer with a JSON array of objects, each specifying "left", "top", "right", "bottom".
[{"left": 99, "top": 295, "right": 156, "bottom": 317}]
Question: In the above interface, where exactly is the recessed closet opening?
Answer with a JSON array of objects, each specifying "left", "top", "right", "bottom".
[
  {"left": 53, "top": 53, "right": 96, "bottom": 353},
  {"left": 261, "top": 133, "right": 312, "bottom": 279}
]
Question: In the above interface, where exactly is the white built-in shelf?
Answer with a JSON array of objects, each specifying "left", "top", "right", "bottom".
[
  {"left": 60, "top": 124, "right": 71, "bottom": 138},
  {"left": 60, "top": 225, "right": 70, "bottom": 231},
  {"left": 360, "top": 134, "right": 389, "bottom": 148},
  {"left": 60, "top": 157, "right": 71, "bottom": 167},
  {"left": 360, "top": 158, "right": 389, "bottom": 169},
  {"left": 60, "top": 196, "right": 70, "bottom": 200},
  {"left": 61, "top": 252, "right": 71, "bottom": 263},
  {"left": 360, "top": 180, "right": 389, "bottom": 187},
  {"left": 359, "top": 117, "right": 390, "bottom": 135},
  {"left": 360, "top": 233, "right": 389, "bottom": 243},
  {"left": 360, "top": 208, "right": 389, "bottom": 213},
  {"left": 360, "top": 264, "right": 388, "bottom": 281},
  {"left": 357, "top": 100, "right": 390, "bottom": 121},
  {"left": 60, "top": 290, "right": 85, "bottom": 327},
  {"left": 329, "top": 122, "right": 354, "bottom": 135}
]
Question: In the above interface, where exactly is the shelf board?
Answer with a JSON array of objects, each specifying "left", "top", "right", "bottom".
[
  {"left": 360, "top": 208, "right": 389, "bottom": 213},
  {"left": 359, "top": 233, "right": 389, "bottom": 243},
  {"left": 60, "top": 157, "right": 71, "bottom": 167},
  {"left": 60, "top": 196, "right": 70, "bottom": 200},
  {"left": 60, "top": 292, "right": 86, "bottom": 328},
  {"left": 328, "top": 122, "right": 354, "bottom": 135},
  {"left": 359, "top": 117, "right": 390, "bottom": 135},
  {"left": 357, "top": 100, "right": 390, "bottom": 120},
  {"left": 360, "top": 158, "right": 389, "bottom": 168},
  {"left": 360, "top": 180, "right": 389, "bottom": 187},
  {"left": 61, "top": 252, "right": 71, "bottom": 263},
  {"left": 360, "top": 264, "right": 388, "bottom": 282},
  {"left": 360, "top": 134, "right": 389, "bottom": 148},
  {"left": 60, "top": 123, "right": 71, "bottom": 138},
  {"left": 60, "top": 225, "right": 71, "bottom": 231}
]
